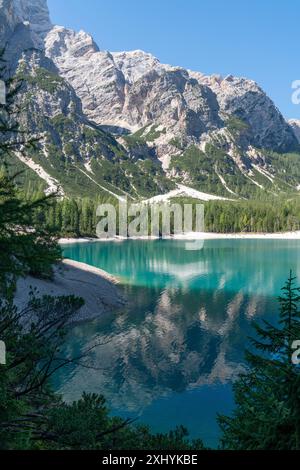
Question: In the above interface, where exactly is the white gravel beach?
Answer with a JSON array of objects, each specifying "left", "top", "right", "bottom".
[
  {"left": 59, "top": 231, "right": 300, "bottom": 244},
  {"left": 14, "top": 259, "right": 125, "bottom": 323}
]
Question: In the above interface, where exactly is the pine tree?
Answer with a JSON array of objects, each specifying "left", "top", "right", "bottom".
[
  {"left": 0, "top": 54, "right": 61, "bottom": 297},
  {"left": 218, "top": 272, "right": 300, "bottom": 449},
  {"left": 0, "top": 171, "right": 62, "bottom": 296}
]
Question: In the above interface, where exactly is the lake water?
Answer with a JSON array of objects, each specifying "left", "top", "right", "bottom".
[{"left": 58, "top": 239, "right": 300, "bottom": 448}]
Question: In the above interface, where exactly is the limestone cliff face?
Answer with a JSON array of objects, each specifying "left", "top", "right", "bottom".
[
  {"left": 45, "top": 25, "right": 296, "bottom": 155},
  {"left": 193, "top": 72, "right": 296, "bottom": 152}
]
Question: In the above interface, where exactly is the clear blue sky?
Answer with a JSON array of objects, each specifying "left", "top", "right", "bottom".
[{"left": 48, "top": 0, "right": 300, "bottom": 119}]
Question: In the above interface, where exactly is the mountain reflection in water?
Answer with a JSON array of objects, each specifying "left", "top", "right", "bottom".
[{"left": 56, "top": 239, "right": 300, "bottom": 446}]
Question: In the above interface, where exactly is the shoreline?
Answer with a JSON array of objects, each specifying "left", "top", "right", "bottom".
[
  {"left": 62, "top": 258, "right": 120, "bottom": 283},
  {"left": 59, "top": 231, "right": 300, "bottom": 244},
  {"left": 15, "top": 259, "right": 125, "bottom": 323}
]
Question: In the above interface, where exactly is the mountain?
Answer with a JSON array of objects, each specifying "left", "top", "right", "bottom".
[
  {"left": 45, "top": 27, "right": 295, "bottom": 153},
  {"left": 0, "top": 0, "right": 173, "bottom": 200},
  {"left": 2, "top": 0, "right": 300, "bottom": 201}
]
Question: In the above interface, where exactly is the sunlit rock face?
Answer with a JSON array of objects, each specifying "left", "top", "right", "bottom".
[
  {"left": 193, "top": 72, "right": 297, "bottom": 152},
  {"left": 45, "top": 22, "right": 296, "bottom": 154}
]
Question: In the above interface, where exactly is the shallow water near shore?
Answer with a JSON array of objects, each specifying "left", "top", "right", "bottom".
[{"left": 55, "top": 239, "right": 300, "bottom": 447}]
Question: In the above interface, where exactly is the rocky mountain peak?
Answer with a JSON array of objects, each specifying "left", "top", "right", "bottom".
[
  {"left": 45, "top": 25, "right": 99, "bottom": 60},
  {"left": 111, "top": 50, "right": 163, "bottom": 83},
  {"left": 45, "top": 18, "right": 297, "bottom": 153}
]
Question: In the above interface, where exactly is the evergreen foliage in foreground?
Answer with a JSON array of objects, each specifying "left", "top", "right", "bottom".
[
  {"left": 0, "top": 56, "right": 60, "bottom": 296},
  {"left": 219, "top": 272, "right": 300, "bottom": 449},
  {"left": 0, "top": 173, "right": 61, "bottom": 296}
]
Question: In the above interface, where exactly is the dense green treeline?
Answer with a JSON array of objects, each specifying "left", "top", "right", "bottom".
[
  {"left": 204, "top": 198, "right": 300, "bottom": 233},
  {"left": 31, "top": 194, "right": 117, "bottom": 237},
  {"left": 31, "top": 195, "right": 300, "bottom": 238}
]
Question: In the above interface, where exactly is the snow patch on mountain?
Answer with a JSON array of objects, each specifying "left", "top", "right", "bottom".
[{"left": 143, "top": 184, "right": 232, "bottom": 204}]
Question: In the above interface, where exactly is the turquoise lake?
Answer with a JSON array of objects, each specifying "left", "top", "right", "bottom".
[{"left": 59, "top": 239, "right": 300, "bottom": 448}]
